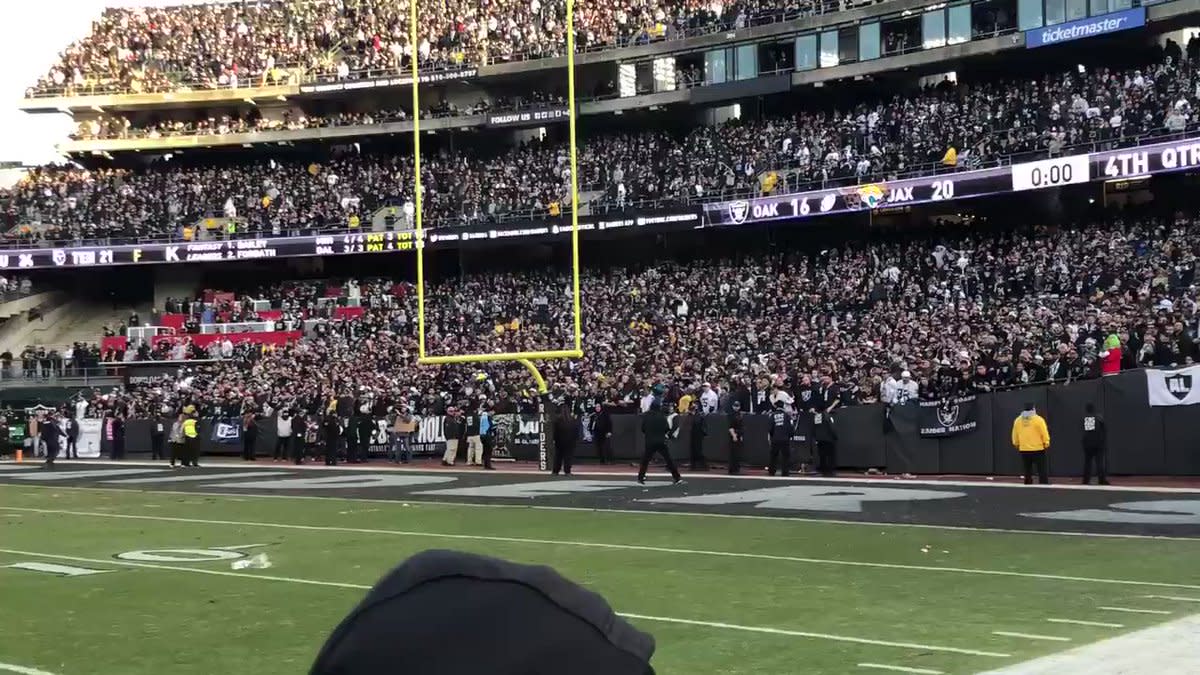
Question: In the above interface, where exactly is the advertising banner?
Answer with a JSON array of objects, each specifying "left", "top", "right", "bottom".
[
  {"left": 486, "top": 106, "right": 569, "bottom": 129},
  {"left": 211, "top": 419, "right": 243, "bottom": 444},
  {"left": 362, "top": 414, "right": 529, "bottom": 459},
  {"left": 1025, "top": 7, "right": 1145, "bottom": 49},
  {"left": 300, "top": 69, "right": 476, "bottom": 93},
  {"left": 919, "top": 396, "right": 980, "bottom": 437},
  {"left": 77, "top": 418, "right": 103, "bottom": 458},
  {"left": 123, "top": 362, "right": 187, "bottom": 387}
]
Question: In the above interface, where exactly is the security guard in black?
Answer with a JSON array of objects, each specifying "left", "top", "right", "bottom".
[
  {"left": 638, "top": 402, "right": 682, "bottom": 485},
  {"left": 768, "top": 401, "right": 793, "bottom": 477},
  {"left": 727, "top": 402, "right": 745, "bottom": 475},
  {"left": 1081, "top": 403, "right": 1108, "bottom": 485}
]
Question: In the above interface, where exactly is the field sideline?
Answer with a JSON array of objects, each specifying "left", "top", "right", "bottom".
[{"left": 1, "top": 462, "right": 1198, "bottom": 674}]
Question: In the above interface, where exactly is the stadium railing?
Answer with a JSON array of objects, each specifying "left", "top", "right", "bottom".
[{"left": 0, "top": 358, "right": 222, "bottom": 388}]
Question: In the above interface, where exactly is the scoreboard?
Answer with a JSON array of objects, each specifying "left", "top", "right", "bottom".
[{"left": 704, "top": 135, "right": 1200, "bottom": 226}]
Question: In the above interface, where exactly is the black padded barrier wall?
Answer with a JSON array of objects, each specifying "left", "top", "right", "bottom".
[{"left": 111, "top": 371, "right": 1197, "bottom": 476}]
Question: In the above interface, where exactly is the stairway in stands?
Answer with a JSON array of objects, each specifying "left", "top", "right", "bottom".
[{"left": 27, "top": 302, "right": 153, "bottom": 353}]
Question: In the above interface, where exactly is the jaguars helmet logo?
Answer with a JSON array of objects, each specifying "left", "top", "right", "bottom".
[{"left": 857, "top": 184, "right": 886, "bottom": 209}]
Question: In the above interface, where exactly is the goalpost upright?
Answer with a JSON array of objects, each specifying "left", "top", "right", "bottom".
[{"left": 408, "top": 0, "right": 584, "bottom": 467}]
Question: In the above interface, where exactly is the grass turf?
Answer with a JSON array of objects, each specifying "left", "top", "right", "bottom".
[{"left": 0, "top": 484, "right": 1198, "bottom": 674}]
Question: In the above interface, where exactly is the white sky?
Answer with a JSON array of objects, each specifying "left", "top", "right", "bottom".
[{"left": 0, "top": 0, "right": 242, "bottom": 165}]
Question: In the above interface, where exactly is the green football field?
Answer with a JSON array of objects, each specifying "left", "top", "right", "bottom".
[{"left": 1, "top": 484, "right": 1198, "bottom": 675}]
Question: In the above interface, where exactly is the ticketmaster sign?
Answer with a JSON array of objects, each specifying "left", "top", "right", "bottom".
[{"left": 1025, "top": 7, "right": 1145, "bottom": 48}]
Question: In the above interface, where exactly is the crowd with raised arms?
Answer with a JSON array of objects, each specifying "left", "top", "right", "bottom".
[
  {"left": 76, "top": 214, "right": 1200, "bottom": 424},
  {"left": 8, "top": 46, "right": 1199, "bottom": 246}
]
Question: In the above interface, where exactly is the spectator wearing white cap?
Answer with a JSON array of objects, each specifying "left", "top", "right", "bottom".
[
  {"left": 885, "top": 371, "right": 919, "bottom": 405},
  {"left": 699, "top": 382, "right": 719, "bottom": 414}
]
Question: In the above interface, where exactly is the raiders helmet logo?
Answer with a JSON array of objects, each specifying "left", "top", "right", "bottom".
[
  {"left": 937, "top": 401, "right": 959, "bottom": 428},
  {"left": 1166, "top": 373, "right": 1192, "bottom": 401},
  {"left": 728, "top": 200, "right": 750, "bottom": 225}
]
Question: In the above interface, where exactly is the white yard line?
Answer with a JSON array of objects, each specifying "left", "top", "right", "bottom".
[
  {"left": 3, "top": 469, "right": 165, "bottom": 481},
  {"left": 3, "top": 506, "right": 1199, "bottom": 591},
  {"left": 0, "top": 547, "right": 1009, "bottom": 659},
  {"left": 614, "top": 613, "right": 1009, "bottom": 657},
  {"left": 857, "top": 664, "right": 944, "bottom": 674},
  {"left": 100, "top": 471, "right": 277, "bottom": 484},
  {"left": 1143, "top": 595, "right": 1200, "bottom": 603},
  {"left": 1046, "top": 619, "right": 1124, "bottom": 628},
  {"left": 4, "top": 481, "right": 1200, "bottom": 542},
  {"left": 0, "top": 547, "right": 366, "bottom": 590},
  {"left": 1097, "top": 606, "right": 1173, "bottom": 615},
  {"left": 0, "top": 664, "right": 58, "bottom": 675},
  {"left": 978, "top": 613, "right": 1200, "bottom": 674},
  {"left": 13, "top": 458, "right": 1200, "bottom": 493},
  {"left": 992, "top": 631, "right": 1071, "bottom": 642}
]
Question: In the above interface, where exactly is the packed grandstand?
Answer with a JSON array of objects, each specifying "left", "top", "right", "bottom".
[
  {"left": 1, "top": 0, "right": 1197, "bottom": 434},
  {"left": 7, "top": 41, "right": 1200, "bottom": 243},
  {"left": 43, "top": 211, "right": 1194, "bottom": 425},
  {"left": 27, "top": 0, "right": 871, "bottom": 96}
]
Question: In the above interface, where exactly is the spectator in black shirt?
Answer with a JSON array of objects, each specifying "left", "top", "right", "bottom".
[
  {"left": 768, "top": 401, "right": 793, "bottom": 477},
  {"left": 589, "top": 403, "right": 613, "bottom": 464},
  {"left": 1081, "top": 403, "right": 1109, "bottom": 485},
  {"left": 638, "top": 402, "right": 682, "bottom": 485},
  {"left": 552, "top": 408, "right": 576, "bottom": 476},
  {"left": 727, "top": 401, "right": 745, "bottom": 475}
]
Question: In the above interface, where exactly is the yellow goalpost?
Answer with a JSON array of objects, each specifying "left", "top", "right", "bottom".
[{"left": 408, "top": 0, "right": 584, "bottom": 467}]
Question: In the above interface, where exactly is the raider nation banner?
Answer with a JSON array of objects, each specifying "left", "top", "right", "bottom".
[
  {"left": 1146, "top": 365, "right": 1200, "bottom": 406},
  {"left": 919, "top": 395, "right": 980, "bottom": 437}
]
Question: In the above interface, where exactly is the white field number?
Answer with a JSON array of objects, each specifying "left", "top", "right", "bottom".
[
  {"left": 6, "top": 561, "right": 110, "bottom": 577},
  {"left": 4, "top": 547, "right": 258, "bottom": 578}
]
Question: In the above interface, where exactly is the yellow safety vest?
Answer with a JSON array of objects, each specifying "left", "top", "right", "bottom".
[{"left": 183, "top": 419, "right": 198, "bottom": 439}]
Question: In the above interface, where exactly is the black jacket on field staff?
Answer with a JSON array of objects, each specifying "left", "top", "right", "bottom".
[
  {"left": 769, "top": 408, "right": 793, "bottom": 443},
  {"left": 641, "top": 408, "right": 670, "bottom": 445},
  {"left": 443, "top": 415, "right": 462, "bottom": 442},
  {"left": 813, "top": 411, "right": 837, "bottom": 443},
  {"left": 1082, "top": 410, "right": 1106, "bottom": 449}
]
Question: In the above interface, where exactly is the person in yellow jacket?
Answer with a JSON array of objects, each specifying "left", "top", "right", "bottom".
[
  {"left": 677, "top": 391, "right": 694, "bottom": 414},
  {"left": 182, "top": 412, "right": 200, "bottom": 468},
  {"left": 1011, "top": 402, "right": 1050, "bottom": 485}
]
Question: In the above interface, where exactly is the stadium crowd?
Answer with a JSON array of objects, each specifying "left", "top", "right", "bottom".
[
  {"left": 83, "top": 215, "right": 1200, "bottom": 422},
  {"left": 29, "top": 0, "right": 872, "bottom": 96},
  {"left": 9, "top": 48, "right": 1200, "bottom": 245},
  {"left": 70, "top": 109, "right": 409, "bottom": 141}
]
